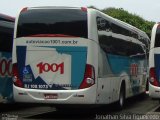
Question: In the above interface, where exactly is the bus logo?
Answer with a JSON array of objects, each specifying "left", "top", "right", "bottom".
[
  {"left": 130, "top": 63, "right": 138, "bottom": 76},
  {"left": 0, "top": 58, "right": 12, "bottom": 77},
  {"left": 37, "top": 62, "right": 64, "bottom": 74}
]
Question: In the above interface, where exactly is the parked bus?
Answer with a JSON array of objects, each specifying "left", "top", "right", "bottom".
[
  {"left": 12, "top": 7, "right": 149, "bottom": 108},
  {"left": 149, "top": 23, "right": 160, "bottom": 100},
  {"left": 0, "top": 13, "right": 14, "bottom": 103}
]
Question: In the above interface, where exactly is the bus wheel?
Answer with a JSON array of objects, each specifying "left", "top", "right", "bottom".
[
  {"left": 116, "top": 83, "right": 125, "bottom": 110},
  {"left": 146, "top": 79, "right": 149, "bottom": 92}
]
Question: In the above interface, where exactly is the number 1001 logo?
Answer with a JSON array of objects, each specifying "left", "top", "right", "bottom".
[{"left": 37, "top": 62, "right": 64, "bottom": 74}]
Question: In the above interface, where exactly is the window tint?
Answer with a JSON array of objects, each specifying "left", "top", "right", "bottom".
[
  {"left": 0, "top": 21, "right": 14, "bottom": 52},
  {"left": 112, "top": 23, "right": 130, "bottom": 36},
  {"left": 155, "top": 27, "right": 160, "bottom": 47},
  {"left": 130, "top": 43, "right": 145, "bottom": 57},
  {"left": 97, "top": 17, "right": 111, "bottom": 32},
  {"left": 17, "top": 9, "right": 88, "bottom": 38},
  {"left": 97, "top": 17, "right": 145, "bottom": 57},
  {"left": 0, "top": 32, "right": 13, "bottom": 52},
  {"left": 99, "top": 36, "right": 130, "bottom": 56}
]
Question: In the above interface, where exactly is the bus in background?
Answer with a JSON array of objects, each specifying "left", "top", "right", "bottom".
[
  {"left": 0, "top": 13, "right": 14, "bottom": 103},
  {"left": 149, "top": 23, "right": 160, "bottom": 100},
  {"left": 12, "top": 7, "right": 149, "bottom": 109}
]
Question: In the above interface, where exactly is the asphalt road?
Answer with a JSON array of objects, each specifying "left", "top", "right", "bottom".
[{"left": 0, "top": 94, "right": 160, "bottom": 120}]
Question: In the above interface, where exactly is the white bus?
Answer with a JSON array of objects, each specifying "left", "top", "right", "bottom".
[
  {"left": 12, "top": 7, "right": 149, "bottom": 109},
  {"left": 149, "top": 23, "right": 160, "bottom": 99}
]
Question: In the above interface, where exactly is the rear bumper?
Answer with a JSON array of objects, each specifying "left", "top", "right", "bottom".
[
  {"left": 13, "top": 85, "right": 97, "bottom": 104},
  {"left": 149, "top": 83, "right": 160, "bottom": 99}
]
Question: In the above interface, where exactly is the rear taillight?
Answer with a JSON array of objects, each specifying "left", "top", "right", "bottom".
[
  {"left": 81, "top": 7, "right": 87, "bottom": 12},
  {"left": 157, "top": 24, "right": 160, "bottom": 29},
  {"left": 149, "top": 67, "right": 159, "bottom": 86},
  {"left": 21, "top": 7, "right": 28, "bottom": 13},
  {"left": 13, "top": 63, "right": 23, "bottom": 88},
  {"left": 79, "top": 64, "right": 95, "bottom": 89}
]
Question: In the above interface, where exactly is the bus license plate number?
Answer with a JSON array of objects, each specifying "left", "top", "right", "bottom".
[{"left": 44, "top": 94, "right": 58, "bottom": 99}]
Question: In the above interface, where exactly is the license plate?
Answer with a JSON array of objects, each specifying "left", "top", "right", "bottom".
[{"left": 44, "top": 94, "right": 58, "bottom": 99}]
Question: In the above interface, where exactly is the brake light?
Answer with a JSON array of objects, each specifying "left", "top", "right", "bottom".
[
  {"left": 81, "top": 7, "right": 87, "bottom": 12},
  {"left": 26, "top": 34, "right": 77, "bottom": 37},
  {"left": 79, "top": 64, "right": 95, "bottom": 89},
  {"left": 157, "top": 24, "right": 160, "bottom": 29},
  {"left": 149, "top": 67, "right": 159, "bottom": 86},
  {"left": 13, "top": 63, "right": 23, "bottom": 88},
  {"left": 21, "top": 7, "right": 28, "bottom": 13}
]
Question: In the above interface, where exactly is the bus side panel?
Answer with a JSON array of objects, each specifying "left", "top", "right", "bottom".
[
  {"left": 96, "top": 49, "right": 146, "bottom": 104},
  {"left": 96, "top": 78, "right": 111, "bottom": 104},
  {"left": 96, "top": 49, "right": 129, "bottom": 104},
  {"left": 0, "top": 52, "right": 13, "bottom": 103}
]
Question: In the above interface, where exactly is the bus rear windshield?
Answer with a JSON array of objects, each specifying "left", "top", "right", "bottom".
[
  {"left": 155, "top": 27, "right": 160, "bottom": 47},
  {"left": 16, "top": 9, "right": 88, "bottom": 38}
]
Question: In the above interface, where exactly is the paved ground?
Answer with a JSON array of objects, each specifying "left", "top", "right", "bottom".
[{"left": 0, "top": 94, "right": 160, "bottom": 120}]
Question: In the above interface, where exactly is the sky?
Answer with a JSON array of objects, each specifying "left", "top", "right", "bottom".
[{"left": 0, "top": 0, "right": 159, "bottom": 22}]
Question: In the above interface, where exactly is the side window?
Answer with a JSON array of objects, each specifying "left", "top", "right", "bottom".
[
  {"left": 155, "top": 27, "right": 160, "bottom": 47},
  {"left": 0, "top": 21, "right": 14, "bottom": 52},
  {"left": 97, "top": 17, "right": 111, "bottom": 32},
  {"left": 129, "top": 43, "right": 145, "bottom": 58},
  {"left": 0, "top": 32, "right": 13, "bottom": 52},
  {"left": 138, "top": 36, "right": 149, "bottom": 54},
  {"left": 112, "top": 23, "right": 121, "bottom": 34},
  {"left": 97, "top": 16, "right": 145, "bottom": 58},
  {"left": 97, "top": 17, "right": 131, "bottom": 56},
  {"left": 97, "top": 17, "right": 113, "bottom": 54},
  {"left": 131, "top": 31, "right": 138, "bottom": 39},
  {"left": 112, "top": 23, "right": 130, "bottom": 37}
]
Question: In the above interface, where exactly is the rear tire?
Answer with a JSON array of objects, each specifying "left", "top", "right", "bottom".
[
  {"left": 146, "top": 79, "right": 149, "bottom": 91},
  {"left": 116, "top": 83, "right": 125, "bottom": 110}
]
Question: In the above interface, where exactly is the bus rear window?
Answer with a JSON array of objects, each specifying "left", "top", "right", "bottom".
[
  {"left": 16, "top": 9, "right": 88, "bottom": 38},
  {"left": 155, "top": 26, "right": 160, "bottom": 47}
]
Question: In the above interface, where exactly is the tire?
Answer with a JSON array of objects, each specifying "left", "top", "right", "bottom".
[
  {"left": 146, "top": 79, "right": 149, "bottom": 91},
  {"left": 116, "top": 83, "right": 125, "bottom": 110}
]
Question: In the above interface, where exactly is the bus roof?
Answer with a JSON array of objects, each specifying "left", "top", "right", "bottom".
[{"left": 0, "top": 13, "right": 15, "bottom": 22}]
